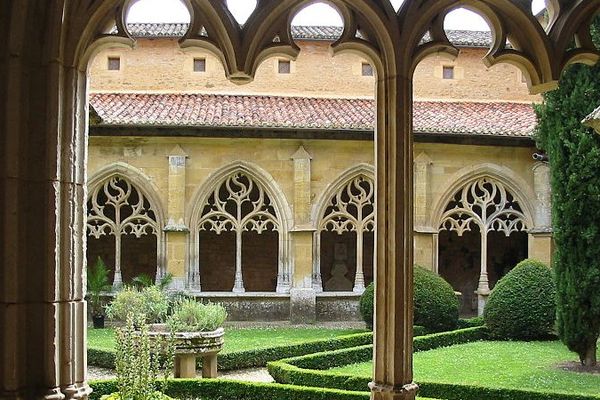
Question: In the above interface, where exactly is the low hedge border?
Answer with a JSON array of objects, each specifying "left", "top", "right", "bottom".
[
  {"left": 88, "top": 326, "right": 427, "bottom": 371},
  {"left": 88, "top": 331, "right": 374, "bottom": 371},
  {"left": 89, "top": 379, "right": 370, "bottom": 400},
  {"left": 417, "top": 381, "right": 600, "bottom": 400},
  {"left": 267, "top": 326, "right": 600, "bottom": 400},
  {"left": 268, "top": 327, "right": 490, "bottom": 390}
]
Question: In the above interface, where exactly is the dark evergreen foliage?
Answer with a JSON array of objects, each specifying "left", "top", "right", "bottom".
[
  {"left": 359, "top": 266, "right": 459, "bottom": 332},
  {"left": 535, "top": 23, "right": 600, "bottom": 365},
  {"left": 483, "top": 259, "right": 556, "bottom": 340}
]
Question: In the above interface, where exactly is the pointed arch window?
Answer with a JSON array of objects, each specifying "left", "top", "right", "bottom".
[
  {"left": 438, "top": 177, "right": 529, "bottom": 314},
  {"left": 197, "top": 171, "right": 280, "bottom": 293},
  {"left": 315, "top": 175, "right": 375, "bottom": 293},
  {"left": 87, "top": 176, "right": 159, "bottom": 287}
]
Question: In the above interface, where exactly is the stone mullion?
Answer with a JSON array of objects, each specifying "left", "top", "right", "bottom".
[{"left": 371, "top": 70, "right": 417, "bottom": 400}]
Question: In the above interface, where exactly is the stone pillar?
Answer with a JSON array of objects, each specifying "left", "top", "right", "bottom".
[
  {"left": 413, "top": 153, "right": 435, "bottom": 270},
  {"left": 164, "top": 146, "right": 190, "bottom": 290},
  {"left": 0, "top": 3, "right": 90, "bottom": 398},
  {"left": 529, "top": 162, "right": 553, "bottom": 265},
  {"left": 370, "top": 72, "right": 417, "bottom": 399},
  {"left": 289, "top": 146, "right": 317, "bottom": 323}
]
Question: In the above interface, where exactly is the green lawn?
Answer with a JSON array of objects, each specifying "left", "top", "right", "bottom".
[
  {"left": 328, "top": 341, "right": 600, "bottom": 396},
  {"left": 88, "top": 327, "right": 365, "bottom": 354}
]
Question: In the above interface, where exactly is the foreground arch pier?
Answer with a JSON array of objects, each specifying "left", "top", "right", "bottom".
[{"left": 1, "top": 1, "right": 600, "bottom": 399}]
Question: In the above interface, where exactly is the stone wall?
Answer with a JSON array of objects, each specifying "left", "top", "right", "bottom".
[{"left": 89, "top": 39, "right": 539, "bottom": 103}]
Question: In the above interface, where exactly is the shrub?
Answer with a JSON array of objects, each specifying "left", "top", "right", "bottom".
[
  {"left": 106, "top": 286, "right": 170, "bottom": 324},
  {"left": 414, "top": 265, "right": 459, "bottom": 332},
  {"left": 358, "top": 283, "right": 374, "bottom": 329},
  {"left": 359, "top": 266, "right": 459, "bottom": 332},
  {"left": 483, "top": 259, "right": 556, "bottom": 340},
  {"left": 166, "top": 300, "right": 227, "bottom": 332},
  {"left": 112, "top": 315, "right": 174, "bottom": 400}
]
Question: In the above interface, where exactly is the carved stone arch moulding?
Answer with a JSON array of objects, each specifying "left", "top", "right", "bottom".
[
  {"left": 430, "top": 163, "right": 535, "bottom": 229},
  {"left": 312, "top": 163, "right": 375, "bottom": 293},
  {"left": 436, "top": 172, "right": 531, "bottom": 316},
  {"left": 86, "top": 171, "right": 164, "bottom": 287},
  {"left": 187, "top": 161, "right": 292, "bottom": 293}
]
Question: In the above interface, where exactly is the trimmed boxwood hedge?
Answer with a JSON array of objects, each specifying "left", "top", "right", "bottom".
[
  {"left": 267, "top": 326, "right": 600, "bottom": 400},
  {"left": 359, "top": 267, "right": 459, "bottom": 332},
  {"left": 88, "top": 331, "right": 374, "bottom": 371},
  {"left": 268, "top": 326, "right": 490, "bottom": 391},
  {"left": 483, "top": 259, "right": 556, "bottom": 340},
  {"left": 89, "top": 379, "right": 371, "bottom": 400},
  {"left": 88, "top": 327, "right": 428, "bottom": 371}
]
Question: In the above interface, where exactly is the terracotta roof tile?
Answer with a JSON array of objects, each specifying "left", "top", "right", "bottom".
[
  {"left": 122, "top": 23, "right": 494, "bottom": 47},
  {"left": 89, "top": 93, "right": 536, "bottom": 138}
]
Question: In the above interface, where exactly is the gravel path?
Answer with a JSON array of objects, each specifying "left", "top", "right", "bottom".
[{"left": 88, "top": 366, "right": 273, "bottom": 383}]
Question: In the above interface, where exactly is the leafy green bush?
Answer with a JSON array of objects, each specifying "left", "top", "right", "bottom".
[
  {"left": 358, "top": 283, "right": 374, "bottom": 329},
  {"left": 414, "top": 265, "right": 459, "bottom": 332},
  {"left": 359, "top": 266, "right": 459, "bottom": 332},
  {"left": 100, "top": 392, "right": 173, "bottom": 400},
  {"left": 89, "top": 379, "right": 371, "bottom": 400},
  {"left": 483, "top": 259, "right": 556, "bottom": 340},
  {"left": 166, "top": 299, "right": 227, "bottom": 332},
  {"left": 113, "top": 315, "right": 174, "bottom": 400},
  {"left": 106, "top": 286, "right": 169, "bottom": 324}
]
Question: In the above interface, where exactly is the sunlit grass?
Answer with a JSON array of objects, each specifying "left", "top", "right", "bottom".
[
  {"left": 328, "top": 341, "right": 600, "bottom": 396},
  {"left": 88, "top": 327, "right": 365, "bottom": 354}
]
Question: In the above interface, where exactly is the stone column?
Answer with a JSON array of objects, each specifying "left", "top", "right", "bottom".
[
  {"left": 529, "top": 162, "right": 553, "bottom": 265},
  {"left": 370, "top": 71, "right": 418, "bottom": 399},
  {"left": 164, "top": 146, "right": 190, "bottom": 290},
  {"left": 413, "top": 152, "right": 435, "bottom": 270},
  {"left": 289, "top": 146, "right": 316, "bottom": 323},
  {"left": 0, "top": 3, "right": 90, "bottom": 398}
]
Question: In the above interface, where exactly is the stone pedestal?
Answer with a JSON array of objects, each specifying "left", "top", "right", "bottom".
[{"left": 290, "top": 288, "right": 317, "bottom": 324}]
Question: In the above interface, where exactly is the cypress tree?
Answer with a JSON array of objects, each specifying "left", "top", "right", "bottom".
[{"left": 535, "top": 22, "right": 600, "bottom": 367}]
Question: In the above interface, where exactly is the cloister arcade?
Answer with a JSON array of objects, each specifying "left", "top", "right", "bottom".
[{"left": 2, "top": 1, "right": 599, "bottom": 399}]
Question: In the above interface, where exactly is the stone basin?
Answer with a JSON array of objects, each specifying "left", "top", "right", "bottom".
[{"left": 147, "top": 325, "right": 225, "bottom": 379}]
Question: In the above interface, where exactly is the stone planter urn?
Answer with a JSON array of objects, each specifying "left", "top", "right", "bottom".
[{"left": 148, "top": 324, "right": 224, "bottom": 379}]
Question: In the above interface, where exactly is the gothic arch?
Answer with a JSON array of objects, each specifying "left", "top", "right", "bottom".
[
  {"left": 86, "top": 162, "right": 168, "bottom": 286},
  {"left": 187, "top": 161, "right": 293, "bottom": 293},
  {"left": 312, "top": 163, "right": 375, "bottom": 293},
  {"left": 432, "top": 164, "right": 534, "bottom": 315},
  {"left": 430, "top": 163, "right": 535, "bottom": 229}
]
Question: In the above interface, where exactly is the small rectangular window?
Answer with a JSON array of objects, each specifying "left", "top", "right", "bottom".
[
  {"left": 193, "top": 58, "right": 206, "bottom": 72},
  {"left": 107, "top": 57, "right": 120, "bottom": 71},
  {"left": 362, "top": 63, "right": 374, "bottom": 77},
  {"left": 278, "top": 60, "right": 291, "bottom": 74},
  {"left": 442, "top": 66, "right": 454, "bottom": 80}
]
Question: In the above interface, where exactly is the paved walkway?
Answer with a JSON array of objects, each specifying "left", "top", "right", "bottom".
[{"left": 88, "top": 366, "right": 274, "bottom": 383}]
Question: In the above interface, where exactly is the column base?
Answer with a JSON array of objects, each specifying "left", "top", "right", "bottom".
[
  {"left": 369, "top": 382, "right": 418, "bottom": 400},
  {"left": 289, "top": 288, "right": 316, "bottom": 324},
  {"left": 62, "top": 384, "right": 92, "bottom": 400}
]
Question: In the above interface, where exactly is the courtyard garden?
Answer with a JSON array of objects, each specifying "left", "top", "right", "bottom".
[{"left": 86, "top": 259, "right": 600, "bottom": 400}]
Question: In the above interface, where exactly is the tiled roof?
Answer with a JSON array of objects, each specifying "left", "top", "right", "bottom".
[
  {"left": 89, "top": 93, "right": 536, "bottom": 138},
  {"left": 123, "top": 23, "right": 493, "bottom": 47}
]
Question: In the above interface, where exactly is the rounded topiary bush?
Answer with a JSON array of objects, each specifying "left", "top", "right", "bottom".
[
  {"left": 413, "top": 265, "right": 459, "bottom": 332},
  {"left": 483, "top": 258, "right": 556, "bottom": 340},
  {"left": 359, "top": 282, "right": 375, "bottom": 329},
  {"left": 359, "top": 266, "right": 459, "bottom": 332}
]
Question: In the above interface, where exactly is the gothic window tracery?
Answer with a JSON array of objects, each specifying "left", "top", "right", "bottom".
[
  {"left": 438, "top": 177, "right": 529, "bottom": 315},
  {"left": 197, "top": 171, "right": 280, "bottom": 292},
  {"left": 315, "top": 175, "right": 375, "bottom": 293},
  {"left": 87, "top": 176, "right": 159, "bottom": 287}
]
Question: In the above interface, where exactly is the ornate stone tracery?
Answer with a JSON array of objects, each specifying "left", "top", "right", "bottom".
[
  {"left": 315, "top": 173, "right": 375, "bottom": 293},
  {"left": 195, "top": 171, "right": 283, "bottom": 293},
  {"left": 87, "top": 176, "right": 160, "bottom": 287},
  {"left": 439, "top": 177, "right": 529, "bottom": 315}
]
